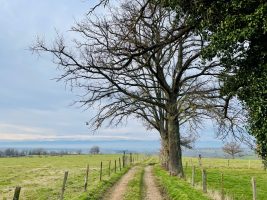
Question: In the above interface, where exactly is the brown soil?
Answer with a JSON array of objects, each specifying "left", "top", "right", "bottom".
[
  {"left": 102, "top": 166, "right": 138, "bottom": 200},
  {"left": 144, "top": 166, "right": 164, "bottom": 200}
]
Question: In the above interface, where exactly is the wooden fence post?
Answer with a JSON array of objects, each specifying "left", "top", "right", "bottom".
[
  {"left": 100, "top": 161, "right": 103, "bottom": 181},
  {"left": 130, "top": 153, "right": 132, "bottom": 164},
  {"left": 13, "top": 186, "right": 21, "bottom": 200},
  {"left": 84, "top": 164, "right": 89, "bottom": 191},
  {"left": 202, "top": 169, "right": 207, "bottom": 193},
  {"left": 123, "top": 151, "right": 125, "bottom": 167},
  {"left": 227, "top": 159, "right": 229, "bottom": 167},
  {"left": 115, "top": 160, "right": 117, "bottom": 173},
  {"left": 109, "top": 160, "right": 111, "bottom": 176},
  {"left": 198, "top": 157, "right": 202, "bottom": 167},
  {"left": 60, "top": 171, "right": 68, "bottom": 200},
  {"left": 185, "top": 162, "right": 188, "bottom": 170},
  {"left": 221, "top": 173, "right": 224, "bottom": 200},
  {"left": 119, "top": 158, "right": 121, "bottom": 171},
  {"left": 191, "top": 166, "right": 195, "bottom": 186},
  {"left": 251, "top": 177, "right": 256, "bottom": 200},
  {"left": 249, "top": 160, "right": 251, "bottom": 169}
]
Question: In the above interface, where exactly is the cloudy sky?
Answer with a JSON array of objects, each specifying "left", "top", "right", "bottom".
[{"left": 0, "top": 0, "right": 223, "bottom": 148}]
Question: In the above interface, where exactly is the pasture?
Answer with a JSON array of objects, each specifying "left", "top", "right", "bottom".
[
  {"left": 0, "top": 154, "right": 131, "bottom": 200},
  {"left": 182, "top": 157, "right": 267, "bottom": 200},
  {"left": 0, "top": 155, "right": 266, "bottom": 200}
]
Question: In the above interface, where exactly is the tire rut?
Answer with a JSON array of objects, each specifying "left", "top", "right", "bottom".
[{"left": 144, "top": 165, "right": 164, "bottom": 200}]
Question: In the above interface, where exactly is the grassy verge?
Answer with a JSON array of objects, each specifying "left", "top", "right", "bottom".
[
  {"left": 123, "top": 166, "right": 145, "bottom": 200},
  {"left": 153, "top": 165, "right": 211, "bottom": 200}
]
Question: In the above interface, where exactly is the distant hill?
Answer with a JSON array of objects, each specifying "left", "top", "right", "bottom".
[
  {"left": 0, "top": 139, "right": 160, "bottom": 154},
  {"left": 0, "top": 139, "right": 257, "bottom": 158},
  {"left": 183, "top": 147, "right": 257, "bottom": 159}
]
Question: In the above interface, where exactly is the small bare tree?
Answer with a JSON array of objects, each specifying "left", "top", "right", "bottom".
[
  {"left": 90, "top": 146, "right": 100, "bottom": 154},
  {"left": 223, "top": 141, "right": 243, "bottom": 159}
]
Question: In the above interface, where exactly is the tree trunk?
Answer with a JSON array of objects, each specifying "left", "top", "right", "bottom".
[
  {"left": 160, "top": 136, "right": 169, "bottom": 170},
  {"left": 167, "top": 111, "right": 184, "bottom": 177}
]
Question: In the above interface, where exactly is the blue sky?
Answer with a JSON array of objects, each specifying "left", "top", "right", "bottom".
[{"left": 0, "top": 0, "right": 223, "bottom": 149}]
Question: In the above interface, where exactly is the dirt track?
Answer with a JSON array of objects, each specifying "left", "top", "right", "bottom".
[
  {"left": 103, "top": 165, "right": 164, "bottom": 200},
  {"left": 144, "top": 165, "right": 164, "bottom": 200},
  {"left": 102, "top": 167, "right": 138, "bottom": 200}
]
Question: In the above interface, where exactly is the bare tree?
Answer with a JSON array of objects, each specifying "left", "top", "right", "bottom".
[
  {"left": 76, "top": 149, "right": 82, "bottom": 155},
  {"left": 90, "top": 146, "right": 100, "bottom": 154},
  {"left": 223, "top": 141, "right": 243, "bottom": 159},
  {"left": 32, "top": 0, "right": 243, "bottom": 176}
]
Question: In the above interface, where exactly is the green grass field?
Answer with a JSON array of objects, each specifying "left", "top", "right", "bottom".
[
  {"left": 182, "top": 157, "right": 267, "bottom": 200},
  {"left": 0, "top": 155, "right": 266, "bottom": 200},
  {"left": 0, "top": 154, "right": 132, "bottom": 200}
]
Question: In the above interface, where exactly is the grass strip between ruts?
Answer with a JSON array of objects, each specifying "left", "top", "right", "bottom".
[{"left": 123, "top": 166, "right": 145, "bottom": 200}]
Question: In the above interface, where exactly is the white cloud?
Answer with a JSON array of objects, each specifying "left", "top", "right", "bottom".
[
  {"left": 0, "top": 123, "right": 56, "bottom": 135},
  {"left": 0, "top": 132, "right": 157, "bottom": 142},
  {"left": 0, "top": 119, "right": 160, "bottom": 141}
]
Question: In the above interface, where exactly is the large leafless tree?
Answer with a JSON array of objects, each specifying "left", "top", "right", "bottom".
[{"left": 33, "top": 0, "right": 244, "bottom": 176}]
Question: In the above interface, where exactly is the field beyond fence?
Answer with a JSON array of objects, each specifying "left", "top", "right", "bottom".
[
  {"left": 182, "top": 157, "right": 267, "bottom": 200},
  {"left": 0, "top": 154, "right": 141, "bottom": 200}
]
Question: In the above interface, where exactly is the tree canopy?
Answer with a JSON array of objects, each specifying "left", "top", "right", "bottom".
[
  {"left": 32, "top": 0, "right": 241, "bottom": 176},
  {"left": 162, "top": 0, "right": 267, "bottom": 165}
]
